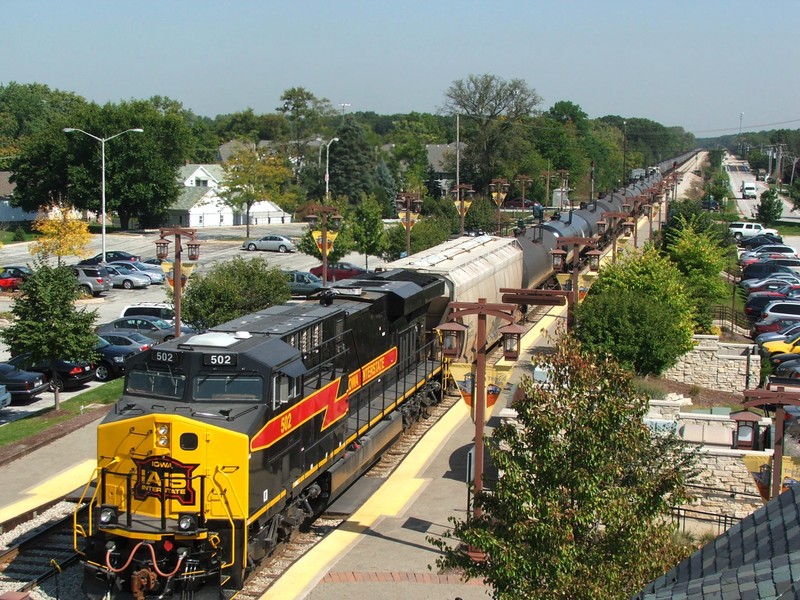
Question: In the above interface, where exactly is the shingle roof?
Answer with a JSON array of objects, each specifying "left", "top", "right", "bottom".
[
  {"left": 177, "top": 164, "right": 225, "bottom": 184},
  {"left": 634, "top": 486, "right": 800, "bottom": 599},
  {"left": 169, "top": 187, "right": 212, "bottom": 211}
]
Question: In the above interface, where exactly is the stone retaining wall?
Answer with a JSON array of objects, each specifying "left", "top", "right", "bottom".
[{"left": 662, "top": 335, "right": 760, "bottom": 393}]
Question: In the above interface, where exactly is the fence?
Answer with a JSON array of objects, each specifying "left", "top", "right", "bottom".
[
  {"left": 711, "top": 304, "right": 750, "bottom": 333},
  {"left": 671, "top": 506, "right": 742, "bottom": 536}
]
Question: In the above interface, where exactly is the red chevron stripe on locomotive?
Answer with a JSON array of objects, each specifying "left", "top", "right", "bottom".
[{"left": 250, "top": 378, "right": 346, "bottom": 451}]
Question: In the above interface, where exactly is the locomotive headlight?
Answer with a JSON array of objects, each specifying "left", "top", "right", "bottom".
[
  {"left": 156, "top": 423, "right": 170, "bottom": 447},
  {"left": 99, "top": 505, "right": 118, "bottom": 526},
  {"left": 177, "top": 513, "right": 198, "bottom": 532}
]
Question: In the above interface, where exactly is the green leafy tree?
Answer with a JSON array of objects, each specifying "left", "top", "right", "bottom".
[
  {"left": 665, "top": 216, "right": 729, "bottom": 331},
  {"left": 328, "top": 115, "right": 374, "bottom": 203},
  {"left": 575, "top": 247, "right": 695, "bottom": 374},
  {"left": 755, "top": 187, "right": 784, "bottom": 226},
  {"left": 277, "top": 87, "right": 335, "bottom": 177},
  {"left": 180, "top": 257, "right": 291, "bottom": 330},
  {"left": 220, "top": 146, "right": 294, "bottom": 238},
  {"left": 382, "top": 216, "right": 451, "bottom": 261},
  {"left": 430, "top": 337, "right": 697, "bottom": 599},
  {"left": 443, "top": 74, "right": 542, "bottom": 191},
  {"left": 464, "top": 196, "right": 499, "bottom": 233},
  {"left": 0, "top": 261, "right": 98, "bottom": 409},
  {"left": 349, "top": 195, "right": 386, "bottom": 270}
]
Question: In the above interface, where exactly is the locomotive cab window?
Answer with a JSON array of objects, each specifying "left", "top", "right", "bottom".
[
  {"left": 193, "top": 374, "right": 262, "bottom": 402},
  {"left": 271, "top": 373, "right": 299, "bottom": 409},
  {"left": 126, "top": 369, "right": 186, "bottom": 400}
]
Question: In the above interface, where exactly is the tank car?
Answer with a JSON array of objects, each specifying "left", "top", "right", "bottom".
[{"left": 74, "top": 269, "right": 446, "bottom": 599}]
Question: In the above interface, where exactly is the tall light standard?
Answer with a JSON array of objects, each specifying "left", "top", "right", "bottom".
[
  {"left": 514, "top": 175, "right": 534, "bottom": 216},
  {"left": 323, "top": 137, "right": 339, "bottom": 203},
  {"left": 453, "top": 183, "right": 474, "bottom": 237},
  {"left": 63, "top": 127, "right": 143, "bottom": 264},
  {"left": 622, "top": 120, "right": 628, "bottom": 188},
  {"left": 155, "top": 227, "right": 200, "bottom": 338},
  {"left": 306, "top": 205, "right": 342, "bottom": 286}
]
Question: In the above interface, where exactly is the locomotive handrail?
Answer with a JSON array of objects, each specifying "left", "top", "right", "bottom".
[
  {"left": 213, "top": 466, "right": 246, "bottom": 570},
  {"left": 74, "top": 458, "right": 120, "bottom": 552}
]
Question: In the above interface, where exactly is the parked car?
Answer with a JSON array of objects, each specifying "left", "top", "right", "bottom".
[
  {"left": 774, "top": 360, "right": 800, "bottom": 379},
  {"left": 71, "top": 265, "right": 112, "bottom": 297},
  {"left": 729, "top": 222, "right": 779, "bottom": 240},
  {"left": 309, "top": 262, "right": 367, "bottom": 282},
  {"left": 739, "top": 245, "right": 797, "bottom": 265},
  {"left": 762, "top": 330, "right": 800, "bottom": 358},
  {"left": 142, "top": 257, "right": 169, "bottom": 266},
  {"left": 769, "top": 352, "right": 800, "bottom": 368},
  {"left": 740, "top": 273, "right": 800, "bottom": 293},
  {"left": 755, "top": 320, "right": 800, "bottom": 344},
  {"left": 0, "top": 269, "right": 24, "bottom": 291},
  {"left": 0, "top": 362, "right": 49, "bottom": 402},
  {"left": 285, "top": 270, "right": 323, "bottom": 296},
  {"left": 119, "top": 302, "right": 176, "bottom": 322},
  {"left": 107, "top": 261, "right": 166, "bottom": 284},
  {"left": 503, "top": 198, "right": 535, "bottom": 210},
  {"left": 761, "top": 300, "right": 800, "bottom": 323},
  {"left": 6, "top": 352, "right": 95, "bottom": 391},
  {"left": 752, "top": 318, "right": 800, "bottom": 341},
  {"left": 745, "top": 289, "right": 800, "bottom": 321},
  {"left": 741, "top": 262, "right": 797, "bottom": 282},
  {"left": 2, "top": 265, "right": 33, "bottom": 281},
  {"left": 104, "top": 265, "right": 152, "bottom": 289},
  {"left": 98, "top": 332, "right": 152, "bottom": 353},
  {"left": 241, "top": 235, "right": 296, "bottom": 253},
  {"left": 463, "top": 228, "right": 487, "bottom": 237},
  {"left": 96, "top": 315, "right": 195, "bottom": 344},
  {"left": 79, "top": 250, "right": 141, "bottom": 265},
  {"left": 94, "top": 335, "right": 136, "bottom": 381},
  {"left": 739, "top": 233, "right": 784, "bottom": 250},
  {"left": 0, "top": 384, "right": 11, "bottom": 409}
]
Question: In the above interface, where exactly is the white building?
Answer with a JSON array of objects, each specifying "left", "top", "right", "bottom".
[{"left": 165, "top": 164, "right": 292, "bottom": 228}]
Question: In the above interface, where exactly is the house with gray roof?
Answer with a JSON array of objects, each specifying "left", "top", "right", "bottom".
[
  {"left": 166, "top": 164, "right": 292, "bottom": 227},
  {"left": 0, "top": 171, "right": 40, "bottom": 223}
]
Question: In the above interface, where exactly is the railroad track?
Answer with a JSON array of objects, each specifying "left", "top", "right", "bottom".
[{"left": 0, "top": 504, "right": 87, "bottom": 596}]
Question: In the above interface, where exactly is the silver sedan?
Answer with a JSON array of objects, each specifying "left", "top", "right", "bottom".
[
  {"left": 108, "top": 261, "right": 166, "bottom": 284},
  {"left": 242, "top": 234, "right": 296, "bottom": 253},
  {"left": 104, "top": 265, "right": 152, "bottom": 289}
]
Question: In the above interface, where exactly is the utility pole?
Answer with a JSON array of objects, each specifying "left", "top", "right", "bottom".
[{"left": 541, "top": 161, "right": 554, "bottom": 208}]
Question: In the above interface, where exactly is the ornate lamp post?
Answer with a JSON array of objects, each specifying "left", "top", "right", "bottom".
[
  {"left": 514, "top": 175, "right": 534, "bottom": 216},
  {"left": 489, "top": 178, "right": 509, "bottom": 235},
  {"left": 601, "top": 211, "right": 632, "bottom": 263},
  {"left": 396, "top": 192, "right": 423, "bottom": 257},
  {"left": 306, "top": 205, "right": 342, "bottom": 286},
  {"left": 550, "top": 237, "right": 599, "bottom": 328},
  {"left": 453, "top": 184, "right": 474, "bottom": 237},
  {"left": 435, "top": 299, "right": 520, "bottom": 542},
  {"left": 155, "top": 227, "right": 200, "bottom": 338},
  {"left": 63, "top": 127, "right": 143, "bottom": 263}
]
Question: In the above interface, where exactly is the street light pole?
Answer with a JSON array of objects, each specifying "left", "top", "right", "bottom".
[
  {"left": 323, "top": 137, "right": 339, "bottom": 203},
  {"left": 155, "top": 227, "right": 200, "bottom": 338},
  {"left": 63, "top": 127, "right": 143, "bottom": 263}
]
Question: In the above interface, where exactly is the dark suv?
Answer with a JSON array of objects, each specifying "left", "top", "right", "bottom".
[{"left": 72, "top": 265, "right": 112, "bottom": 297}]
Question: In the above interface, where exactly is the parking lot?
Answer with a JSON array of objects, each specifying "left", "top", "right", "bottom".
[{"left": 0, "top": 224, "right": 378, "bottom": 423}]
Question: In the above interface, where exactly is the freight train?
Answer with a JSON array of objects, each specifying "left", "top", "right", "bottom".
[{"left": 73, "top": 152, "right": 695, "bottom": 599}]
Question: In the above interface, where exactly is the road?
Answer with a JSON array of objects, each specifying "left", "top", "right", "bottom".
[
  {"left": 724, "top": 153, "right": 800, "bottom": 223},
  {"left": 0, "top": 224, "right": 380, "bottom": 424}
]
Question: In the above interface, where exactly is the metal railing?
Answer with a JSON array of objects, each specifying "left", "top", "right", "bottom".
[
  {"left": 711, "top": 304, "right": 751, "bottom": 333},
  {"left": 671, "top": 506, "right": 742, "bottom": 535}
]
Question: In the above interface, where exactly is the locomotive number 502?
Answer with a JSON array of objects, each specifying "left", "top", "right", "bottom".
[{"left": 203, "top": 353, "right": 238, "bottom": 367}]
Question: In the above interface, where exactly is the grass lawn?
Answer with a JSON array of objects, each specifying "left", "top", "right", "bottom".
[{"left": 0, "top": 379, "right": 122, "bottom": 449}]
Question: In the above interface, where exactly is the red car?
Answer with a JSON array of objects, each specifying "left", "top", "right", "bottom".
[
  {"left": 751, "top": 316, "right": 800, "bottom": 337},
  {"left": 309, "top": 262, "right": 368, "bottom": 282},
  {"left": 0, "top": 269, "right": 24, "bottom": 291}
]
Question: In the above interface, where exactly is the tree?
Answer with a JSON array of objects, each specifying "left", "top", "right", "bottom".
[
  {"left": 29, "top": 211, "right": 92, "bottom": 265},
  {"left": 442, "top": 74, "right": 542, "bottom": 190},
  {"left": 665, "top": 216, "right": 729, "bottom": 332},
  {"left": 382, "top": 216, "right": 451, "bottom": 261},
  {"left": 575, "top": 247, "right": 695, "bottom": 375},
  {"left": 277, "top": 87, "right": 335, "bottom": 178},
  {"left": 13, "top": 98, "right": 193, "bottom": 229},
  {"left": 349, "top": 195, "right": 386, "bottom": 270},
  {"left": 180, "top": 257, "right": 291, "bottom": 330},
  {"left": 756, "top": 187, "right": 784, "bottom": 226},
  {"left": 0, "top": 261, "right": 98, "bottom": 410},
  {"left": 327, "top": 115, "right": 374, "bottom": 203},
  {"left": 430, "top": 337, "right": 697, "bottom": 599},
  {"left": 220, "top": 147, "right": 294, "bottom": 238}
]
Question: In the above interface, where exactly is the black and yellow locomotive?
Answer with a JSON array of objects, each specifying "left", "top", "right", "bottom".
[{"left": 75, "top": 270, "right": 445, "bottom": 599}]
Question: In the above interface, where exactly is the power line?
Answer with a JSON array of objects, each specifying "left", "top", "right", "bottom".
[{"left": 692, "top": 118, "right": 800, "bottom": 135}]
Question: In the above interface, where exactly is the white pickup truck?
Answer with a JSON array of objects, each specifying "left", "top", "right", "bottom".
[
  {"left": 741, "top": 181, "right": 758, "bottom": 199},
  {"left": 728, "top": 222, "right": 779, "bottom": 240}
]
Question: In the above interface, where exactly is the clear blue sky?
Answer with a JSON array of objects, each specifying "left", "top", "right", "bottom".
[{"left": 4, "top": 0, "right": 798, "bottom": 136}]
